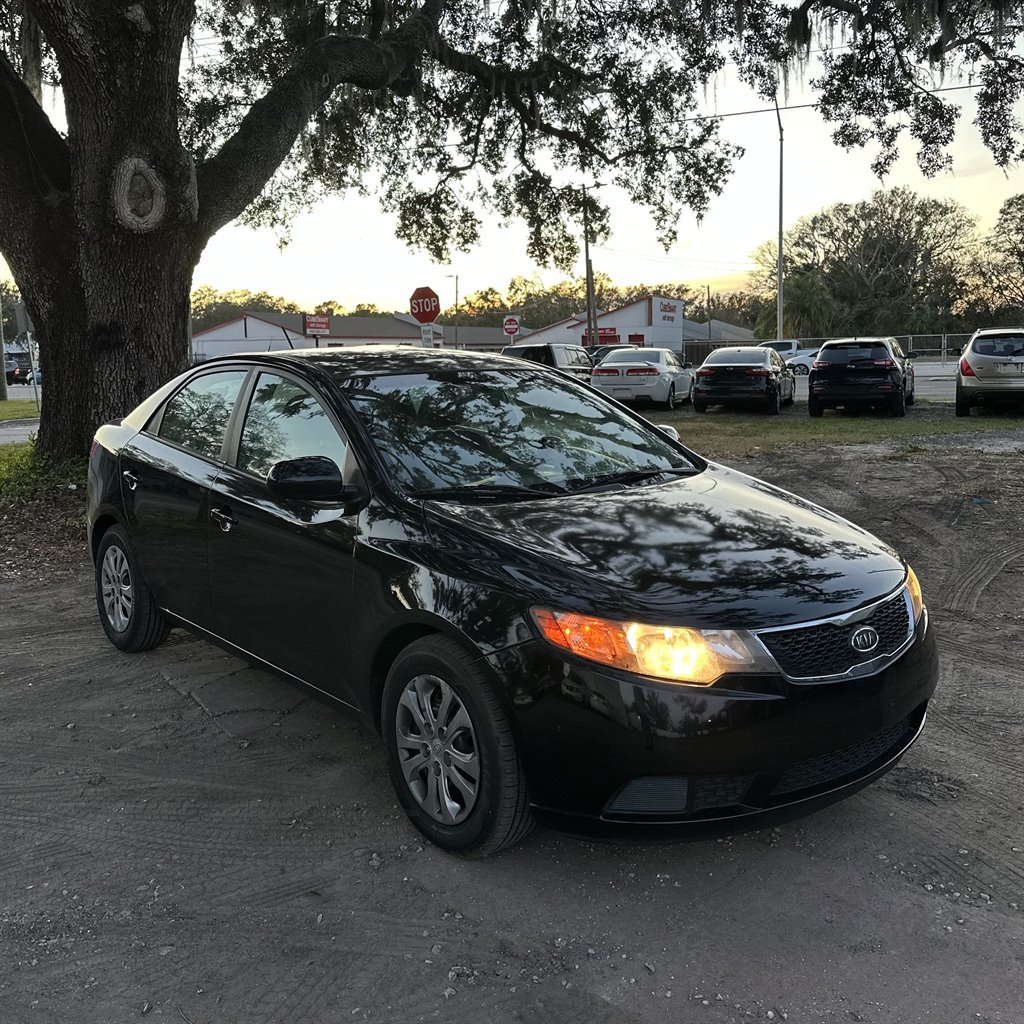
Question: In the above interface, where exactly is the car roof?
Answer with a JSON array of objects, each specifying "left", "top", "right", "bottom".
[
  {"left": 197, "top": 346, "right": 532, "bottom": 377},
  {"left": 821, "top": 337, "right": 895, "bottom": 345},
  {"left": 972, "top": 326, "right": 1024, "bottom": 336},
  {"left": 711, "top": 346, "right": 768, "bottom": 356}
]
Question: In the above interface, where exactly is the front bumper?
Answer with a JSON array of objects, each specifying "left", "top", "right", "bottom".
[{"left": 486, "top": 612, "right": 937, "bottom": 834}]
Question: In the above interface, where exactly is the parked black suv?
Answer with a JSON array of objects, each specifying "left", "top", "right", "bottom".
[
  {"left": 500, "top": 342, "right": 593, "bottom": 382},
  {"left": 808, "top": 337, "right": 917, "bottom": 418}
]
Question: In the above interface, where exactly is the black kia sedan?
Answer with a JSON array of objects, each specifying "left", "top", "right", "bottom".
[
  {"left": 693, "top": 346, "right": 796, "bottom": 414},
  {"left": 808, "top": 337, "right": 917, "bottom": 417},
  {"left": 87, "top": 348, "right": 937, "bottom": 856}
]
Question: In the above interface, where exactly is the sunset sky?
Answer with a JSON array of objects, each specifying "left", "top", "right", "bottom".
[{"left": 3, "top": 49, "right": 1022, "bottom": 324}]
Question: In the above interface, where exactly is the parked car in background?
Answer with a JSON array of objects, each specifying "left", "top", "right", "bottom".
[
  {"left": 693, "top": 346, "right": 795, "bottom": 414},
  {"left": 4, "top": 357, "right": 16, "bottom": 386},
  {"left": 955, "top": 327, "right": 1024, "bottom": 417},
  {"left": 588, "top": 343, "right": 639, "bottom": 365},
  {"left": 757, "top": 339, "right": 803, "bottom": 361},
  {"left": 87, "top": 347, "right": 936, "bottom": 855},
  {"left": 11, "top": 365, "right": 40, "bottom": 386},
  {"left": 808, "top": 337, "right": 916, "bottom": 418},
  {"left": 500, "top": 342, "right": 593, "bottom": 383},
  {"left": 590, "top": 347, "right": 693, "bottom": 409},
  {"left": 786, "top": 348, "right": 820, "bottom": 375}
]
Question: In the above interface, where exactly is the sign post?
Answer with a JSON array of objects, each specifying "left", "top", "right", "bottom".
[{"left": 502, "top": 315, "right": 521, "bottom": 338}]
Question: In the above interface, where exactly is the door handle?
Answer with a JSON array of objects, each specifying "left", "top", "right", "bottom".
[
  {"left": 210, "top": 507, "right": 237, "bottom": 533},
  {"left": 122, "top": 469, "right": 139, "bottom": 491}
]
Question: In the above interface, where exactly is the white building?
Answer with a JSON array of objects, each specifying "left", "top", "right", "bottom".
[{"left": 522, "top": 295, "right": 754, "bottom": 355}]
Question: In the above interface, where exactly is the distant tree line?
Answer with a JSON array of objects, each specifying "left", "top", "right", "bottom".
[{"left": 188, "top": 286, "right": 391, "bottom": 333}]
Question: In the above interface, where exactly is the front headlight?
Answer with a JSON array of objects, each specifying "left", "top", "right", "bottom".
[
  {"left": 531, "top": 608, "right": 774, "bottom": 686},
  {"left": 906, "top": 565, "right": 925, "bottom": 623}
]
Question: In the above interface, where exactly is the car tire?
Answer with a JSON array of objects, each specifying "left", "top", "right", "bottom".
[
  {"left": 954, "top": 382, "right": 971, "bottom": 417},
  {"left": 905, "top": 381, "right": 915, "bottom": 406},
  {"left": 767, "top": 387, "right": 781, "bottom": 415},
  {"left": 797, "top": 365, "right": 809, "bottom": 375},
  {"left": 686, "top": 379, "right": 695, "bottom": 404},
  {"left": 890, "top": 388, "right": 906, "bottom": 418},
  {"left": 95, "top": 525, "right": 170, "bottom": 652},
  {"left": 382, "top": 635, "right": 533, "bottom": 857},
  {"left": 693, "top": 400, "right": 708, "bottom": 414},
  {"left": 662, "top": 385, "right": 677, "bottom": 411},
  {"left": 808, "top": 396, "right": 825, "bottom": 418}
]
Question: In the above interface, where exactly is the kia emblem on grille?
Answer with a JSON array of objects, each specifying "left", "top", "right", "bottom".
[{"left": 850, "top": 626, "right": 880, "bottom": 653}]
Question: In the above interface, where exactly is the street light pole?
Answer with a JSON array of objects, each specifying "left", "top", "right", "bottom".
[
  {"left": 582, "top": 187, "right": 598, "bottom": 350},
  {"left": 446, "top": 273, "right": 459, "bottom": 349},
  {"left": 774, "top": 95, "right": 785, "bottom": 344}
]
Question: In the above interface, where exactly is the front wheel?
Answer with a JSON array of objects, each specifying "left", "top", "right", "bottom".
[
  {"left": 382, "top": 636, "right": 533, "bottom": 857},
  {"left": 95, "top": 525, "right": 170, "bottom": 652}
]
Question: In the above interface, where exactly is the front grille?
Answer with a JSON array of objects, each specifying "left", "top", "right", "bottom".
[
  {"left": 773, "top": 713, "right": 915, "bottom": 797},
  {"left": 758, "top": 591, "right": 911, "bottom": 679}
]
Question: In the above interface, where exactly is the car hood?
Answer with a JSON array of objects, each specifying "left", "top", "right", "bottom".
[{"left": 425, "top": 463, "right": 906, "bottom": 629}]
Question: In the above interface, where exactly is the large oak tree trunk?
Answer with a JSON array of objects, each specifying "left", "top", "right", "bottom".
[{"left": 3, "top": 1, "right": 200, "bottom": 460}]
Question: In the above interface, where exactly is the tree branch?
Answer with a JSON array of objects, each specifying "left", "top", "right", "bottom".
[{"left": 195, "top": 0, "right": 443, "bottom": 241}]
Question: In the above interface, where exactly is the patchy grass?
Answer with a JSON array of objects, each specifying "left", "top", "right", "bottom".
[
  {"left": 645, "top": 403, "right": 1024, "bottom": 459},
  {"left": 0, "top": 442, "right": 89, "bottom": 579},
  {"left": 0, "top": 398, "right": 40, "bottom": 422}
]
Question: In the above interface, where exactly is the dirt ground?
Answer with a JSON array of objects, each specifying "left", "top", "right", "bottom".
[{"left": 2, "top": 428, "right": 1023, "bottom": 1024}]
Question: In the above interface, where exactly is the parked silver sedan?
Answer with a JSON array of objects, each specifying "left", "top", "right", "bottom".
[
  {"left": 590, "top": 348, "right": 694, "bottom": 410},
  {"left": 956, "top": 327, "right": 1024, "bottom": 416}
]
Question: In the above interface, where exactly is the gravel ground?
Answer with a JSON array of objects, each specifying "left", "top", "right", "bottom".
[{"left": 1, "top": 430, "right": 1022, "bottom": 1024}]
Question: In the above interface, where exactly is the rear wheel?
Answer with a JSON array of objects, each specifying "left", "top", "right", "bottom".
[
  {"left": 905, "top": 381, "right": 915, "bottom": 406},
  {"left": 95, "top": 525, "right": 170, "bottom": 652},
  {"left": 686, "top": 379, "right": 695, "bottom": 404},
  {"left": 766, "top": 387, "right": 781, "bottom": 415},
  {"left": 808, "top": 396, "right": 824, "bottom": 418},
  {"left": 693, "top": 399, "right": 708, "bottom": 414},
  {"left": 890, "top": 387, "right": 906, "bottom": 418},
  {"left": 382, "top": 636, "right": 533, "bottom": 857},
  {"left": 661, "top": 384, "right": 677, "bottom": 411}
]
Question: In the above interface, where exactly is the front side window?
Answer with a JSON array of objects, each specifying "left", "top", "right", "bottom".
[
  {"left": 159, "top": 370, "right": 248, "bottom": 460},
  {"left": 339, "top": 368, "right": 697, "bottom": 499},
  {"left": 236, "top": 373, "right": 348, "bottom": 479}
]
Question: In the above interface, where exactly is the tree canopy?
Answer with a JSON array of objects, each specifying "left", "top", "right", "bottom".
[{"left": 1, "top": 1, "right": 1022, "bottom": 457}]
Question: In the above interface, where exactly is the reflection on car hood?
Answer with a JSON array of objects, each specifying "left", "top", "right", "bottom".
[{"left": 426, "top": 463, "right": 905, "bottom": 629}]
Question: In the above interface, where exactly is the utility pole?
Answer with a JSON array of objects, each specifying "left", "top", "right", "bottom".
[
  {"left": 774, "top": 95, "right": 785, "bottom": 344},
  {"left": 707, "top": 284, "right": 712, "bottom": 342},
  {"left": 582, "top": 187, "right": 598, "bottom": 351}
]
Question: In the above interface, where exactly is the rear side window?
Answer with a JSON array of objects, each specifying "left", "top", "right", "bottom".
[
  {"left": 158, "top": 370, "right": 248, "bottom": 460},
  {"left": 236, "top": 373, "right": 348, "bottom": 479},
  {"left": 504, "top": 346, "right": 553, "bottom": 366}
]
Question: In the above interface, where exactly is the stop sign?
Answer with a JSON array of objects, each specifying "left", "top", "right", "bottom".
[{"left": 409, "top": 286, "right": 441, "bottom": 324}]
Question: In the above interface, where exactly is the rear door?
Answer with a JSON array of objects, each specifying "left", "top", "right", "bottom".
[
  {"left": 206, "top": 370, "right": 363, "bottom": 706},
  {"left": 120, "top": 367, "right": 250, "bottom": 626}
]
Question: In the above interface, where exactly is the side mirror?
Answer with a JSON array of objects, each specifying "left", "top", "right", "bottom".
[
  {"left": 267, "top": 456, "right": 363, "bottom": 503},
  {"left": 658, "top": 424, "right": 680, "bottom": 442},
  {"left": 906, "top": 351, "right": 918, "bottom": 359},
  {"left": 683, "top": 362, "right": 693, "bottom": 369}
]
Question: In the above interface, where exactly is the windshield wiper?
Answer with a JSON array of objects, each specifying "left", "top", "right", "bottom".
[
  {"left": 568, "top": 465, "right": 699, "bottom": 493},
  {"left": 410, "top": 482, "right": 567, "bottom": 503}
]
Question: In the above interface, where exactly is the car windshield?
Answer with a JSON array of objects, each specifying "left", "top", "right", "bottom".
[
  {"left": 603, "top": 349, "right": 659, "bottom": 363},
  {"left": 705, "top": 350, "right": 766, "bottom": 365},
  {"left": 340, "top": 368, "right": 697, "bottom": 500},
  {"left": 818, "top": 344, "right": 890, "bottom": 363}
]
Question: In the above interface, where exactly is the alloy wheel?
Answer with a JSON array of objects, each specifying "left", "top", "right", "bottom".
[
  {"left": 395, "top": 674, "right": 480, "bottom": 825},
  {"left": 100, "top": 545, "right": 133, "bottom": 632}
]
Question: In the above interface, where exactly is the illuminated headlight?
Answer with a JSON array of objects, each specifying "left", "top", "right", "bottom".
[
  {"left": 906, "top": 565, "right": 925, "bottom": 623},
  {"left": 531, "top": 608, "right": 774, "bottom": 686}
]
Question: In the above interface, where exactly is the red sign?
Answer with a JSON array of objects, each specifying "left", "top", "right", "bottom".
[
  {"left": 409, "top": 286, "right": 441, "bottom": 324},
  {"left": 502, "top": 315, "right": 521, "bottom": 336},
  {"left": 303, "top": 313, "right": 330, "bottom": 336}
]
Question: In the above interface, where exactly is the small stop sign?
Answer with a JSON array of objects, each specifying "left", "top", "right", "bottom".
[{"left": 409, "top": 286, "right": 441, "bottom": 324}]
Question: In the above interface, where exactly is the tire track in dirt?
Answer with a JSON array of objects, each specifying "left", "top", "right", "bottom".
[{"left": 939, "top": 545, "right": 1024, "bottom": 613}]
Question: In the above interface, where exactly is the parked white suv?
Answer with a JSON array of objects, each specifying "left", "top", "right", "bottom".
[{"left": 955, "top": 326, "right": 1024, "bottom": 416}]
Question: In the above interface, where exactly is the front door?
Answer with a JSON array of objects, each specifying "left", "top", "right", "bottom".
[{"left": 206, "top": 371, "right": 363, "bottom": 708}]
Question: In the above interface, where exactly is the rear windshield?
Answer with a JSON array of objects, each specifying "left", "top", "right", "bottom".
[
  {"left": 603, "top": 349, "right": 660, "bottom": 363},
  {"left": 817, "top": 344, "right": 890, "bottom": 363},
  {"left": 704, "top": 349, "right": 767, "bottom": 365},
  {"left": 972, "top": 335, "right": 1024, "bottom": 357}
]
